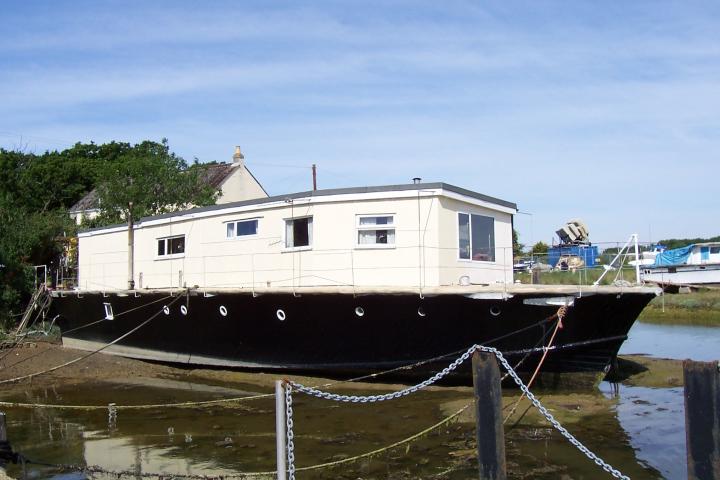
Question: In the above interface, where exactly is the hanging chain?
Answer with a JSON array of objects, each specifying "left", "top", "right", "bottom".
[
  {"left": 486, "top": 345, "right": 630, "bottom": 480},
  {"left": 285, "top": 382, "right": 295, "bottom": 480},
  {"left": 288, "top": 347, "right": 473, "bottom": 403},
  {"left": 286, "top": 344, "right": 630, "bottom": 480}
]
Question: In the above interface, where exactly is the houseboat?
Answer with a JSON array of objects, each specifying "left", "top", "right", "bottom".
[
  {"left": 49, "top": 179, "right": 658, "bottom": 386},
  {"left": 641, "top": 243, "right": 720, "bottom": 289}
]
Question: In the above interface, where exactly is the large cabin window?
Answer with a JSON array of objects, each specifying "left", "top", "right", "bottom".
[
  {"left": 285, "top": 216, "right": 313, "bottom": 248},
  {"left": 226, "top": 219, "right": 258, "bottom": 238},
  {"left": 356, "top": 215, "right": 395, "bottom": 247},
  {"left": 458, "top": 213, "right": 495, "bottom": 262},
  {"left": 157, "top": 235, "right": 185, "bottom": 258}
]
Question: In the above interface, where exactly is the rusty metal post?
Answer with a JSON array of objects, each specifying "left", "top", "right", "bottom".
[
  {"left": 472, "top": 350, "right": 507, "bottom": 480},
  {"left": 684, "top": 360, "right": 720, "bottom": 480}
]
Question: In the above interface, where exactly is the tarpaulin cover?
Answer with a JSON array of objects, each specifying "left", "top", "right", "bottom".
[{"left": 654, "top": 244, "right": 693, "bottom": 266}]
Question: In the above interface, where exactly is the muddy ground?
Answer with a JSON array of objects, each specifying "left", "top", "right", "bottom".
[{"left": 0, "top": 340, "right": 684, "bottom": 425}]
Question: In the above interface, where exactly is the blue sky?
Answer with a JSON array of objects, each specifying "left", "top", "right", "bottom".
[{"left": 2, "top": 0, "right": 718, "bottom": 248}]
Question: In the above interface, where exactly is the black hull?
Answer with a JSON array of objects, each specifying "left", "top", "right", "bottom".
[{"left": 48, "top": 288, "right": 655, "bottom": 387}]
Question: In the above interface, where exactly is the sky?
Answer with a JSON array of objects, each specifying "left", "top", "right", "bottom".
[{"left": 1, "top": 0, "right": 718, "bottom": 248}]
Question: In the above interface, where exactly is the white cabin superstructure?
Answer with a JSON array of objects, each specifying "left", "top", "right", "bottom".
[{"left": 76, "top": 183, "right": 518, "bottom": 291}]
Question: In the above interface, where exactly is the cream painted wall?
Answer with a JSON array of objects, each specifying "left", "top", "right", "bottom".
[
  {"left": 77, "top": 190, "right": 513, "bottom": 290},
  {"left": 436, "top": 197, "right": 514, "bottom": 286},
  {"left": 216, "top": 165, "right": 268, "bottom": 204}
]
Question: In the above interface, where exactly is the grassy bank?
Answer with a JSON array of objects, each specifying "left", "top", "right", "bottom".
[{"left": 639, "top": 289, "right": 720, "bottom": 325}]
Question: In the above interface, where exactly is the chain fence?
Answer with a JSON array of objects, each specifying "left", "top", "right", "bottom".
[{"left": 284, "top": 344, "right": 630, "bottom": 480}]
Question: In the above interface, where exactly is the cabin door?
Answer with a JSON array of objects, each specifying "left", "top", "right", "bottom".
[{"left": 700, "top": 246, "right": 710, "bottom": 263}]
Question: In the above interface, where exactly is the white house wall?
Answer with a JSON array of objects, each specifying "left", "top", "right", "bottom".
[
  {"left": 78, "top": 190, "right": 513, "bottom": 290},
  {"left": 216, "top": 165, "right": 268, "bottom": 204}
]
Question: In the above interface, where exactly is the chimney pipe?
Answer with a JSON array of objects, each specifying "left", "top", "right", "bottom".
[{"left": 233, "top": 146, "right": 244, "bottom": 165}]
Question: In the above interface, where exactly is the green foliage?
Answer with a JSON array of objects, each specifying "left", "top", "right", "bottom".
[
  {"left": 0, "top": 198, "right": 72, "bottom": 327},
  {"left": 656, "top": 236, "right": 720, "bottom": 250},
  {"left": 531, "top": 241, "right": 549, "bottom": 255},
  {"left": 0, "top": 139, "right": 218, "bottom": 329},
  {"left": 93, "top": 140, "right": 219, "bottom": 226},
  {"left": 512, "top": 229, "right": 524, "bottom": 258}
]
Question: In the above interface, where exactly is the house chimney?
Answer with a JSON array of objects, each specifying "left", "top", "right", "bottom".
[{"left": 233, "top": 146, "right": 244, "bottom": 166}]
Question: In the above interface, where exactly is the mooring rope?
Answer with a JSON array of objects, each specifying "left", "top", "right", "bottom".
[
  {"left": 0, "top": 295, "right": 184, "bottom": 385},
  {"left": 15, "top": 402, "right": 472, "bottom": 479},
  {"left": 0, "top": 309, "right": 561, "bottom": 410},
  {"left": 504, "top": 306, "right": 567, "bottom": 423},
  {"left": 0, "top": 293, "right": 177, "bottom": 371}
]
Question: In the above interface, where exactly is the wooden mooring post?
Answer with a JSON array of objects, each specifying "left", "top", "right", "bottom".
[
  {"left": 684, "top": 360, "right": 720, "bottom": 480},
  {"left": 472, "top": 350, "right": 507, "bottom": 480}
]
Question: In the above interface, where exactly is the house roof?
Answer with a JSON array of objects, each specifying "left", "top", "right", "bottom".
[
  {"left": 79, "top": 182, "right": 518, "bottom": 234},
  {"left": 70, "top": 162, "right": 253, "bottom": 212}
]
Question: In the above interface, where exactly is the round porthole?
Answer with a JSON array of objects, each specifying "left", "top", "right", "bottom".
[
  {"left": 163, "top": 305, "right": 170, "bottom": 315},
  {"left": 276, "top": 309, "right": 286, "bottom": 321},
  {"left": 180, "top": 305, "right": 188, "bottom": 316},
  {"left": 489, "top": 306, "right": 501, "bottom": 317},
  {"left": 417, "top": 306, "right": 426, "bottom": 317},
  {"left": 219, "top": 305, "right": 228, "bottom": 317},
  {"left": 355, "top": 306, "right": 365, "bottom": 317}
]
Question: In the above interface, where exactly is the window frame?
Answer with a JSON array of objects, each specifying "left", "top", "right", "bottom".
[
  {"left": 283, "top": 215, "right": 313, "bottom": 252},
  {"left": 355, "top": 214, "right": 396, "bottom": 249},
  {"left": 156, "top": 234, "right": 186, "bottom": 260},
  {"left": 457, "top": 212, "right": 496, "bottom": 263},
  {"left": 225, "top": 218, "right": 260, "bottom": 239}
]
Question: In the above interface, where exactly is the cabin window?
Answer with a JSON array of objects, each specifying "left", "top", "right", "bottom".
[
  {"left": 457, "top": 212, "right": 495, "bottom": 262},
  {"left": 356, "top": 215, "right": 395, "bottom": 247},
  {"left": 711, "top": 247, "right": 720, "bottom": 254},
  {"left": 226, "top": 219, "right": 258, "bottom": 238},
  {"left": 157, "top": 235, "right": 185, "bottom": 258},
  {"left": 285, "top": 216, "right": 313, "bottom": 248}
]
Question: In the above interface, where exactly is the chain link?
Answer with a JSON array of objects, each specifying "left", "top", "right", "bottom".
[
  {"left": 285, "top": 344, "right": 630, "bottom": 480},
  {"left": 285, "top": 382, "right": 296, "bottom": 480},
  {"left": 288, "top": 347, "right": 474, "bottom": 403}
]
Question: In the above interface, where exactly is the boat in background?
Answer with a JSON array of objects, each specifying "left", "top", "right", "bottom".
[{"left": 641, "top": 242, "right": 720, "bottom": 289}]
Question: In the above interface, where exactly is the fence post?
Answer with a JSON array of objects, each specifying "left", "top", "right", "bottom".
[
  {"left": 684, "top": 360, "right": 720, "bottom": 480},
  {"left": 0, "top": 412, "right": 9, "bottom": 474},
  {"left": 472, "top": 351, "right": 507, "bottom": 480},
  {"left": 275, "top": 381, "right": 287, "bottom": 480}
]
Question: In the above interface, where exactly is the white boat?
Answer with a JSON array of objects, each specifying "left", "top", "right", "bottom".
[{"left": 641, "top": 242, "right": 720, "bottom": 288}]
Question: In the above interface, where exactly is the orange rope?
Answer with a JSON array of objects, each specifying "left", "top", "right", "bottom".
[{"left": 504, "top": 305, "right": 567, "bottom": 423}]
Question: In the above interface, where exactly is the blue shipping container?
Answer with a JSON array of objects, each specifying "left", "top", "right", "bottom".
[{"left": 548, "top": 245, "right": 598, "bottom": 268}]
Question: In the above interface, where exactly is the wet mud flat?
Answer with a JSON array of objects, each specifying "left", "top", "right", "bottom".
[{"left": 0, "top": 343, "right": 686, "bottom": 479}]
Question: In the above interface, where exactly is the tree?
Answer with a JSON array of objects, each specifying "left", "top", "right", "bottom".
[
  {"left": 94, "top": 140, "right": 218, "bottom": 224},
  {"left": 0, "top": 139, "right": 219, "bottom": 323},
  {"left": 512, "top": 229, "right": 524, "bottom": 258},
  {"left": 531, "top": 241, "right": 549, "bottom": 255},
  {"left": 93, "top": 140, "right": 220, "bottom": 288}
]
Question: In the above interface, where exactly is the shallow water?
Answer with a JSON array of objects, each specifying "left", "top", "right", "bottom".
[
  {"left": 620, "top": 320, "right": 720, "bottom": 361},
  {"left": 1, "top": 319, "right": 718, "bottom": 479}
]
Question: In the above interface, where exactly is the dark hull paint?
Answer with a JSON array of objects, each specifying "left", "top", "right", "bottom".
[{"left": 49, "top": 289, "right": 655, "bottom": 387}]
